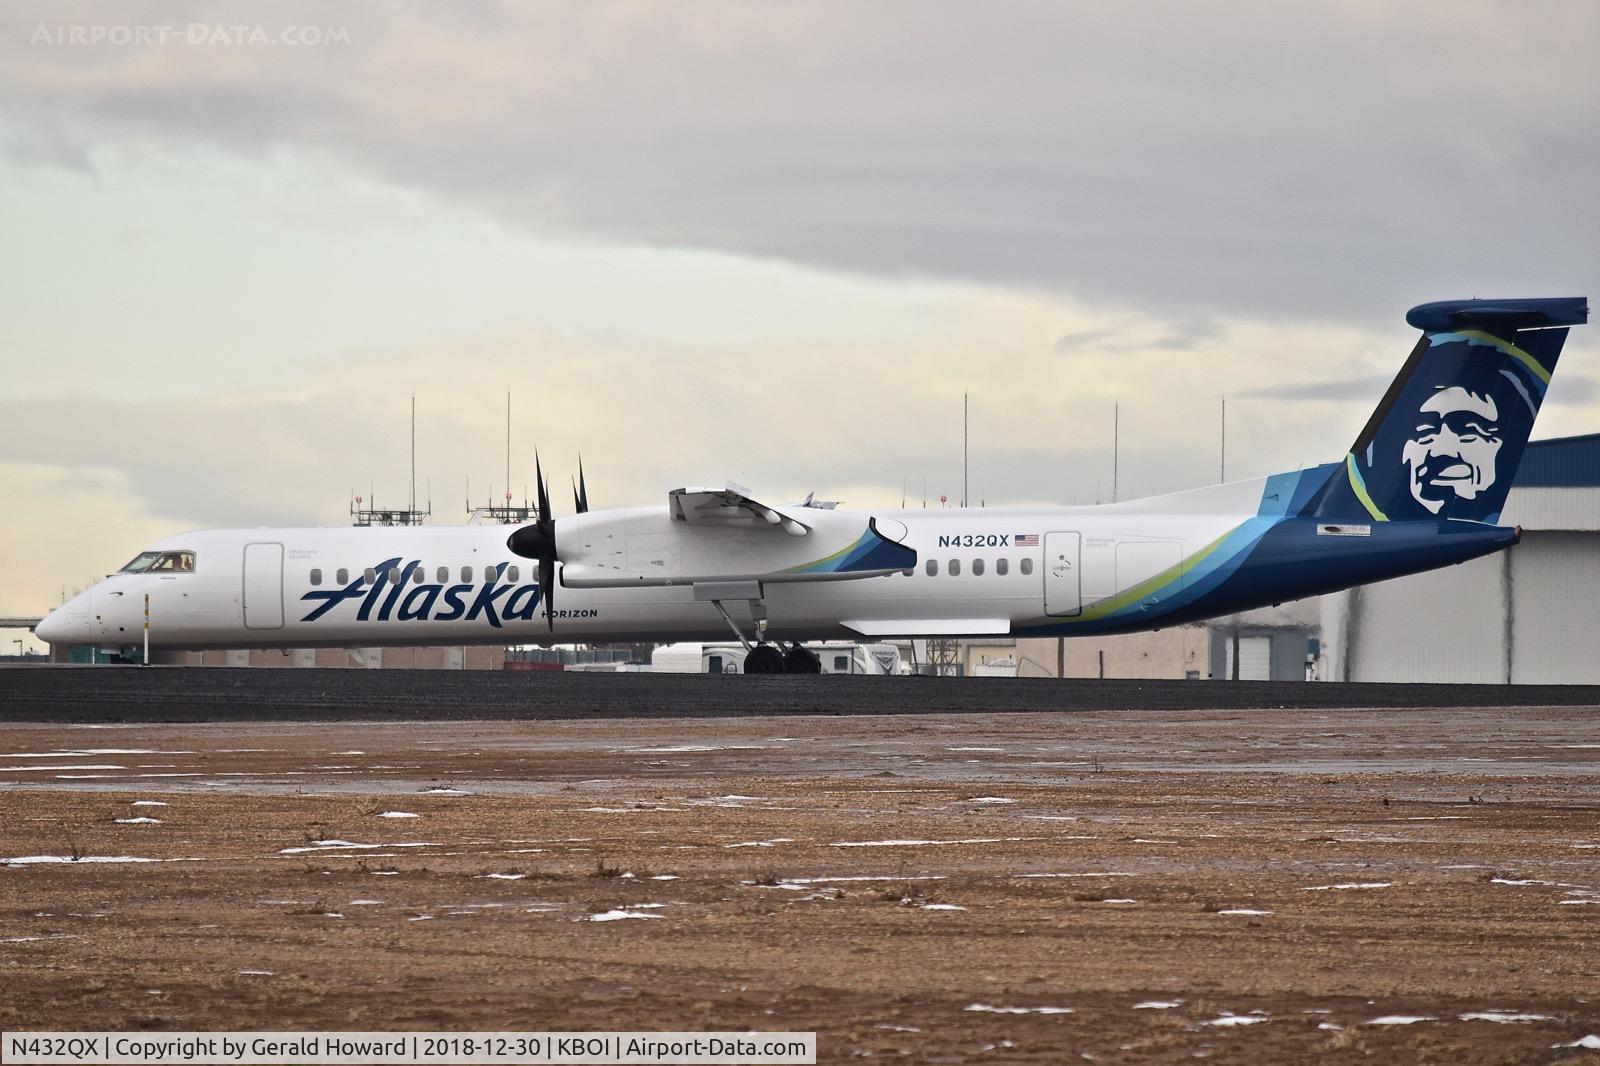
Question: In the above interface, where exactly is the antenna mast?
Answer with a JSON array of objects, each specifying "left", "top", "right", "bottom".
[
  {"left": 1220, "top": 395, "right": 1226, "bottom": 483},
  {"left": 1112, "top": 403, "right": 1120, "bottom": 503},
  {"left": 962, "top": 391, "right": 969, "bottom": 509},
  {"left": 409, "top": 395, "right": 416, "bottom": 514}
]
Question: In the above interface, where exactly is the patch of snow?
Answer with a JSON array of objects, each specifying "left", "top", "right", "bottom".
[
  {"left": 724, "top": 838, "right": 793, "bottom": 848},
  {"left": 0, "top": 764, "right": 125, "bottom": 772},
  {"left": 1, "top": 934, "right": 79, "bottom": 943},
  {"left": 1016, "top": 872, "right": 1133, "bottom": 878},
  {"left": 1460, "top": 1011, "right": 1552, "bottom": 1023},
  {"left": 114, "top": 817, "right": 163, "bottom": 825},
  {"left": 1303, "top": 882, "right": 1392, "bottom": 891},
  {"left": 581, "top": 909, "right": 663, "bottom": 922},
  {"left": 830, "top": 837, "right": 1032, "bottom": 848},
  {"left": 131, "top": 801, "right": 168, "bottom": 807},
  {"left": 377, "top": 812, "right": 419, "bottom": 819},
  {"left": 1555, "top": 1035, "right": 1600, "bottom": 1049},
  {"left": 237, "top": 970, "right": 275, "bottom": 976},
  {"left": 966, "top": 797, "right": 1017, "bottom": 804},
  {"left": 347, "top": 900, "right": 383, "bottom": 906},
  {"left": 650, "top": 875, "right": 680, "bottom": 881},
  {"left": 1103, "top": 898, "right": 1136, "bottom": 904},
  {"left": 1366, "top": 1015, "right": 1434, "bottom": 1026},
  {"left": 1217, "top": 909, "right": 1273, "bottom": 916},
  {"left": 1133, "top": 1000, "right": 1182, "bottom": 1009},
  {"left": 919, "top": 903, "right": 967, "bottom": 911},
  {"left": 965, "top": 1004, "right": 1072, "bottom": 1015},
  {"left": 419, "top": 787, "right": 469, "bottom": 795},
  {"left": 1204, "top": 1014, "right": 1268, "bottom": 1027},
  {"left": 480, "top": 873, "right": 525, "bottom": 880},
  {"left": 4, "top": 855, "right": 158, "bottom": 865}
]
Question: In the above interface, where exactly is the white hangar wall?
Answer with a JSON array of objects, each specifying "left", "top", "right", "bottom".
[{"left": 1320, "top": 488, "right": 1600, "bottom": 684}]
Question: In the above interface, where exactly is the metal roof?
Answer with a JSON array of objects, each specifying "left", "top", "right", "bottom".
[{"left": 1515, "top": 432, "right": 1600, "bottom": 488}]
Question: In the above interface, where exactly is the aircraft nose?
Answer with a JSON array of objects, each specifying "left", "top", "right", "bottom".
[
  {"left": 34, "top": 608, "right": 68, "bottom": 646},
  {"left": 35, "top": 590, "right": 94, "bottom": 647}
]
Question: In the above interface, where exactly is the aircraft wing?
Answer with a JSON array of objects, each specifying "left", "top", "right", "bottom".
[{"left": 669, "top": 482, "right": 810, "bottom": 536}]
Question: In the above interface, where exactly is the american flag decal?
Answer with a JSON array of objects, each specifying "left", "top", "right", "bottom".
[{"left": 1014, "top": 533, "right": 1039, "bottom": 547}]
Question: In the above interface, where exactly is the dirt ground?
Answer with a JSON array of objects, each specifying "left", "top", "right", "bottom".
[{"left": 0, "top": 707, "right": 1597, "bottom": 1063}]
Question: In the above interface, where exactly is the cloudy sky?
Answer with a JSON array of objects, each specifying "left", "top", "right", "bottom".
[{"left": 3, "top": 1, "right": 1597, "bottom": 642}]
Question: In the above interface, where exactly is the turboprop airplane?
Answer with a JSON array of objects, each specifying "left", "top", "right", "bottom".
[{"left": 34, "top": 297, "right": 1588, "bottom": 673}]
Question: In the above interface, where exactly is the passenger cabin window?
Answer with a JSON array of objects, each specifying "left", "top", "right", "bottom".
[
  {"left": 972, "top": 558, "right": 985, "bottom": 576},
  {"left": 507, "top": 565, "right": 519, "bottom": 582},
  {"left": 997, "top": 558, "right": 1009, "bottom": 576},
  {"left": 120, "top": 550, "right": 195, "bottom": 574},
  {"left": 925, "top": 559, "right": 939, "bottom": 577},
  {"left": 364, "top": 567, "right": 376, "bottom": 583},
  {"left": 948, "top": 559, "right": 962, "bottom": 576},
  {"left": 834, "top": 655, "right": 850, "bottom": 671},
  {"left": 388, "top": 567, "right": 401, "bottom": 583},
  {"left": 337, "top": 568, "right": 349, "bottom": 585},
  {"left": 413, "top": 566, "right": 426, "bottom": 583},
  {"left": 436, "top": 566, "right": 448, "bottom": 583},
  {"left": 310, "top": 568, "right": 323, "bottom": 587},
  {"left": 485, "top": 564, "right": 499, "bottom": 582},
  {"left": 1020, "top": 557, "right": 1034, "bottom": 575},
  {"left": 462, "top": 566, "right": 473, "bottom": 583}
]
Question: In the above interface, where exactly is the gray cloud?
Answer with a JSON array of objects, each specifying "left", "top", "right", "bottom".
[
  {"left": 2, "top": 1, "right": 1596, "bottom": 324},
  {"left": 1057, "top": 317, "right": 1224, "bottom": 354},
  {"left": 1241, "top": 374, "right": 1392, "bottom": 403}
]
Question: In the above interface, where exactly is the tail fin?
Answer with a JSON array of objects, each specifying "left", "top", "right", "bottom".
[{"left": 1314, "top": 297, "right": 1588, "bottom": 524}]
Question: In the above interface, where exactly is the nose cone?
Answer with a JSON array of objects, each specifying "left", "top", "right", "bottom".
[
  {"left": 35, "top": 589, "right": 94, "bottom": 647},
  {"left": 34, "top": 608, "right": 69, "bottom": 646}
]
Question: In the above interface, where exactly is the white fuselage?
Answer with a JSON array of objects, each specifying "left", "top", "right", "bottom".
[{"left": 42, "top": 479, "right": 1267, "bottom": 651}]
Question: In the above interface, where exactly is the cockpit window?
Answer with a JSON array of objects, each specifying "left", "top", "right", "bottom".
[{"left": 120, "top": 550, "right": 195, "bottom": 574}]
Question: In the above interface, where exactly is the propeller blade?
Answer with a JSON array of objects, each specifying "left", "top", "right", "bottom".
[
  {"left": 535, "top": 453, "right": 551, "bottom": 522},
  {"left": 576, "top": 457, "right": 589, "bottom": 514},
  {"left": 539, "top": 555, "right": 555, "bottom": 631}
]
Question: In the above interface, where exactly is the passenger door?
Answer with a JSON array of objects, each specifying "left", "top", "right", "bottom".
[
  {"left": 1043, "top": 532, "right": 1082, "bottom": 616},
  {"left": 242, "top": 542, "right": 285, "bottom": 630}
]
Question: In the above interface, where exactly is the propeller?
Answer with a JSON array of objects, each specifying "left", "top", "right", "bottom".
[
  {"left": 506, "top": 453, "right": 559, "bottom": 631},
  {"left": 572, "top": 456, "right": 590, "bottom": 514}
]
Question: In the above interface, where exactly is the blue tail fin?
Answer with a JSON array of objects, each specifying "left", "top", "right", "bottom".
[{"left": 1313, "top": 297, "right": 1588, "bottom": 524}]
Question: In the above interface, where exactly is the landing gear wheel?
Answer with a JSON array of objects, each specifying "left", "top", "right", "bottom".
[
  {"left": 783, "top": 646, "right": 822, "bottom": 673},
  {"left": 744, "top": 644, "right": 786, "bottom": 674}
]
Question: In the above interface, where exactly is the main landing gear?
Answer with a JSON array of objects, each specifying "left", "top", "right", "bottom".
[
  {"left": 742, "top": 643, "right": 820, "bottom": 674},
  {"left": 707, "top": 595, "right": 822, "bottom": 674}
]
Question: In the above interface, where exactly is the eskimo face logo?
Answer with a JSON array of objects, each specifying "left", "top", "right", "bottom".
[{"left": 1401, "top": 386, "right": 1503, "bottom": 513}]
